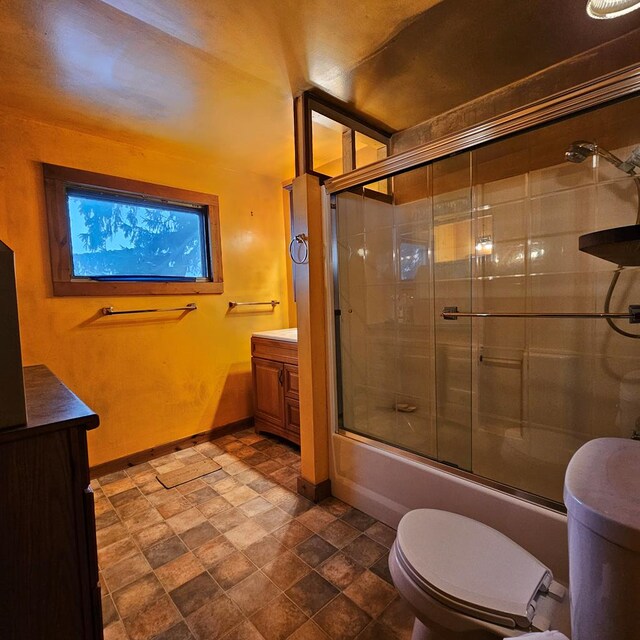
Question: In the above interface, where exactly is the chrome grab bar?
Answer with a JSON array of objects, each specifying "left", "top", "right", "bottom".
[
  {"left": 102, "top": 303, "right": 197, "bottom": 316},
  {"left": 228, "top": 300, "right": 280, "bottom": 309},
  {"left": 442, "top": 305, "right": 640, "bottom": 323}
]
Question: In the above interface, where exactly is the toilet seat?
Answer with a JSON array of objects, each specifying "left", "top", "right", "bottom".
[{"left": 394, "top": 509, "right": 559, "bottom": 631}]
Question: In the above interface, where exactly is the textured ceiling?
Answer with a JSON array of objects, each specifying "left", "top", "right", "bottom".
[
  {"left": 0, "top": 0, "right": 638, "bottom": 179},
  {"left": 338, "top": 0, "right": 640, "bottom": 132}
]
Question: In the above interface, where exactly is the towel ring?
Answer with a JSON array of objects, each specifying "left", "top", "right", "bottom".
[{"left": 289, "top": 233, "right": 309, "bottom": 264}]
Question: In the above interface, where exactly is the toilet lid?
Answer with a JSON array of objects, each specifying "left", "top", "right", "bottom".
[{"left": 395, "top": 509, "right": 553, "bottom": 629}]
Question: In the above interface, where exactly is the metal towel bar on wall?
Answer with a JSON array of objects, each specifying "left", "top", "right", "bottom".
[
  {"left": 102, "top": 303, "right": 197, "bottom": 316},
  {"left": 442, "top": 305, "right": 640, "bottom": 323},
  {"left": 228, "top": 300, "right": 280, "bottom": 309}
]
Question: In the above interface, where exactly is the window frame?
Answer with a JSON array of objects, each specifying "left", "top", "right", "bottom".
[
  {"left": 43, "top": 164, "right": 223, "bottom": 296},
  {"left": 293, "top": 90, "right": 393, "bottom": 194}
]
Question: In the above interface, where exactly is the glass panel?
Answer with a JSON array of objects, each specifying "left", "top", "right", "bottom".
[
  {"left": 311, "top": 111, "right": 348, "bottom": 176},
  {"left": 355, "top": 132, "right": 389, "bottom": 194},
  {"left": 67, "top": 190, "right": 208, "bottom": 279},
  {"left": 395, "top": 167, "right": 436, "bottom": 458},
  {"left": 336, "top": 164, "right": 438, "bottom": 459},
  {"left": 432, "top": 153, "right": 473, "bottom": 470},
  {"left": 470, "top": 93, "right": 640, "bottom": 502}
]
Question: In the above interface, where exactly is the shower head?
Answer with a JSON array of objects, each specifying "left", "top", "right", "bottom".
[
  {"left": 565, "top": 140, "right": 597, "bottom": 164},
  {"left": 568, "top": 140, "right": 640, "bottom": 268},
  {"left": 565, "top": 140, "right": 637, "bottom": 175}
]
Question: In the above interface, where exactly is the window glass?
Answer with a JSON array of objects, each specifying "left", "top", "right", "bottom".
[
  {"left": 354, "top": 131, "right": 387, "bottom": 168},
  {"left": 67, "top": 190, "right": 208, "bottom": 280},
  {"left": 43, "top": 163, "right": 222, "bottom": 296},
  {"left": 356, "top": 132, "right": 389, "bottom": 194},
  {"left": 311, "top": 111, "right": 347, "bottom": 176}
]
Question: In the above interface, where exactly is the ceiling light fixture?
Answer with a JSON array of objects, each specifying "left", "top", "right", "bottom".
[{"left": 586, "top": 0, "right": 640, "bottom": 18}]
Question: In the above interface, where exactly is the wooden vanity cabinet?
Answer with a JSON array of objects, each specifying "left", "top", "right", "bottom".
[
  {"left": 251, "top": 336, "right": 300, "bottom": 445},
  {"left": 0, "top": 365, "right": 102, "bottom": 640}
]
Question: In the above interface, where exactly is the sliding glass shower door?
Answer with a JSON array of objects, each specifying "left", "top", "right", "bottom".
[
  {"left": 335, "top": 154, "right": 474, "bottom": 470},
  {"left": 334, "top": 93, "right": 640, "bottom": 505},
  {"left": 336, "top": 176, "right": 437, "bottom": 460}
]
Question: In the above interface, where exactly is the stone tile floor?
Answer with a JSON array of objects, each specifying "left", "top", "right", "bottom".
[{"left": 94, "top": 428, "right": 414, "bottom": 640}]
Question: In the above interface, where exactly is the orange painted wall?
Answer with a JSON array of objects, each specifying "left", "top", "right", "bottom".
[{"left": 0, "top": 110, "right": 291, "bottom": 466}]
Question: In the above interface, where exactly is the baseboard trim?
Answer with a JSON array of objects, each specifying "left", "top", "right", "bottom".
[
  {"left": 90, "top": 417, "right": 254, "bottom": 479},
  {"left": 297, "top": 476, "right": 332, "bottom": 503}
]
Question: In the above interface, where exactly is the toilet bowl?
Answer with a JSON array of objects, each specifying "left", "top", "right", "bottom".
[
  {"left": 388, "top": 509, "right": 570, "bottom": 640},
  {"left": 390, "top": 438, "right": 640, "bottom": 640}
]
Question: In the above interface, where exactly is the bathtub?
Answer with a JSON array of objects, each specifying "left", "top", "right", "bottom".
[{"left": 329, "top": 430, "right": 570, "bottom": 583}]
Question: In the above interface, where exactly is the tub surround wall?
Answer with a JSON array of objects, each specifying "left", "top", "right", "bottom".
[{"left": 0, "top": 110, "right": 291, "bottom": 467}]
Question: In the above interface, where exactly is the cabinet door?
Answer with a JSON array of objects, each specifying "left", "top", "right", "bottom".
[
  {"left": 253, "top": 358, "right": 284, "bottom": 426},
  {"left": 284, "top": 365, "right": 299, "bottom": 399},
  {"left": 285, "top": 397, "right": 300, "bottom": 437}
]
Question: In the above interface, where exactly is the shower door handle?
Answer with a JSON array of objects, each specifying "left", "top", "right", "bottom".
[{"left": 442, "top": 305, "right": 640, "bottom": 323}]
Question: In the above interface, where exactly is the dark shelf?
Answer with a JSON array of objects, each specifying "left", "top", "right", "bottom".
[{"left": 579, "top": 224, "right": 640, "bottom": 266}]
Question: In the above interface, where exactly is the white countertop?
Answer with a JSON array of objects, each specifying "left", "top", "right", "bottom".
[{"left": 252, "top": 328, "right": 298, "bottom": 343}]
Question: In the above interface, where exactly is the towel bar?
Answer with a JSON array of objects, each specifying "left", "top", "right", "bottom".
[
  {"left": 102, "top": 303, "right": 197, "bottom": 315},
  {"left": 228, "top": 300, "right": 280, "bottom": 309}
]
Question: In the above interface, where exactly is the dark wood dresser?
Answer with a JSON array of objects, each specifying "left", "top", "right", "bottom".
[{"left": 0, "top": 365, "right": 102, "bottom": 640}]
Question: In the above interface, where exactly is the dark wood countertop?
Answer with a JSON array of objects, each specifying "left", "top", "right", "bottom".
[{"left": 0, "top": 365, "right": 99, "bottom": 441}]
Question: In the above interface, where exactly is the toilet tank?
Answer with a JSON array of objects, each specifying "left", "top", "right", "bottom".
[{"left": 564, "top": 438, "right": 640, "bottom": 640}]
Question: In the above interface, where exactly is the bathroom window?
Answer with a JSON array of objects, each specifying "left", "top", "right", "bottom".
[
  {"left": 43, "top": 164, "right": 223, "bottom": 296},
  {"left": 294, "top": 90, "right": 392, "bottom": 193}
]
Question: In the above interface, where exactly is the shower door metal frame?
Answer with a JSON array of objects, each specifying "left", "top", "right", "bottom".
[
  {"left": 323, "top": 62, "right": 640, "bottom": 195},
  {"left": 325, "top": 62, "right": 640, "bottom": 514}
]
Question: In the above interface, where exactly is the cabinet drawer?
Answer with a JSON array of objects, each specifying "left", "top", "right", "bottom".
[
  {"left": 284, "top": 365, "right": 299, "bottom": 399},
  {"left": 252, "top": 337, "right": 298, "bottom": 366},
  {"left": 285, "top": 398, "right": 300, "bottom": 436}
]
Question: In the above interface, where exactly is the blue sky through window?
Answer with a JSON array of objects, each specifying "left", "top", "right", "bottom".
[{"left": 67, "top": 192, "right": 207, "bottom": 279}]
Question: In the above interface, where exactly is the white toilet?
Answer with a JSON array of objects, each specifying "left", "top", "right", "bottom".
[
  {"left": 389, "top": 509, "right": 570, "bottom": 639},
  {"left": 389, "top": 438, "right": 640, "bottom": 640}
]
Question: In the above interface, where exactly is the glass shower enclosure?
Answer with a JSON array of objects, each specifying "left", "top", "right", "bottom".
[{"left": 333, "top": 93, "right": 640, "bottom": 505}]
